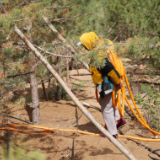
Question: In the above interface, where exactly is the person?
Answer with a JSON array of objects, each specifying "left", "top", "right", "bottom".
[{"left": 77, "top": 32, "right": 126, "bottom": 139}]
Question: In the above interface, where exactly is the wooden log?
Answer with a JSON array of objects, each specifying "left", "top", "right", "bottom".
[{"left": 14, "top": 26, "right": 137, "bottom": 160}]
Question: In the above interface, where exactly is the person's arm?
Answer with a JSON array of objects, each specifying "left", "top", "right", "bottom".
[{"left": 99, "top": 58, "right": 121, "bottom": 85}]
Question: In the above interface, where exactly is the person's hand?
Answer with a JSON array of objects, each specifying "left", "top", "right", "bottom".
[{"left": 117, "top": 80, "right": 123, "bottom": 89}]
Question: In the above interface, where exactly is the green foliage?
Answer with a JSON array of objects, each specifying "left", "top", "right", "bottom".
[
  {"left": 36, "top": 65, "right": 48, "bottom": 78},
  {"left": 135, "top": 84, "right": 160, "bottom": 131},
  {"left": 11, "top": 95, "right": 27, "bottom": 105},
  {"left": 105, "top": 0, "right": 160, "bottom": 40},
  {"left": 114, "top": 36, "right": 160, "bottom": 69},
  {"left": 61, "top": 87, "right": 69, "bottom": 100},
  {"left": 72, "top": 80, "right": 86, "bottom": 90},
  {"left": 0, "top": 142, "right": 46, "bottom": 160},
  {"left": 48, "top": 86, "right": 70, "bottom": 100},
  {"left": 0, "top": 16, "right": 10, "bottom": 31},
  {"left": 2, "top": 47, "right": 15, "bottom": 59},
  {"left": 77, "top": 49, "right": 105, "bottom": 69},
  {"left": 88, "top": 50, "right": 105, "bottom": 69},
  {"left": 25, "top": 96, "right": 32, "bottom": 103}
]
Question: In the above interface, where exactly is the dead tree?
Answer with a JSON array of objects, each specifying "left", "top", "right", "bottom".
[
  {"left": 30, "top": 69, "right": 40, "bottom": 124},
  {"left": 25, "top": 57, "right": 40, "bottom": 124}
]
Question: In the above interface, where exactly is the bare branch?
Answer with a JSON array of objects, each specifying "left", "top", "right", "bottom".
[
  {"left": 7, "top": 72, "right": 31, "bottom": 78},
  {"left": 35, "top": 45, "right": 73, "bottom": 58}
]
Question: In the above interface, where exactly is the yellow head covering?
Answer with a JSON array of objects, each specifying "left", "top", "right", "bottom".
[{"left": 80, "top": 32, "right": 99, "bottom": 51}]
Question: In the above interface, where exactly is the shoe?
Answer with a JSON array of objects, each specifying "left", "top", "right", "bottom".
[
  {"left": 104, "top": 124, "right": 107, "bottom": 129},
  {"left": 117, "top": 118, "right": 127, "bottom": 129},
  {"left": 113, "top": 134, "right": 118, "bottom": 139}
]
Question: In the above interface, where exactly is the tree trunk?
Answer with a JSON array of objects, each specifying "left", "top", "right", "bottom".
[
  {"left": 55, "top": 57, "right": 62, "bottom": 101},
  {"left": 66, "top": 58, "right": 70, "bottom": 82},
  {"left": 56, "top": 84, "right": 62, "bottom": 101},
  {"left": 15, "top": 26, "right": 137, "bottom": 160},
  {"left": 41, "top": 79, "right": 48, "bottom": 101},
  {"left": 30, "top": 69, "right": 40, "bottom": 124}
]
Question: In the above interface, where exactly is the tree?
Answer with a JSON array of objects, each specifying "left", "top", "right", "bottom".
[
  {"left": 0, "top": 0, "right": 75, "bottom": 123},
  {"left": 104, "top": 0, "right": 160, "bottom": 40}
]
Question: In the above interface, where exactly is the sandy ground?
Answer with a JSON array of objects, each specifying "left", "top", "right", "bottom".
[{"left": 1, "top": 64, "right": 160, "bottom": 160}]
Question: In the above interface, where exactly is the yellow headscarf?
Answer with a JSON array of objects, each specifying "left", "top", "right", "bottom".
[{"left": 80, "top": 32, "right": 99, "bottom": 51}]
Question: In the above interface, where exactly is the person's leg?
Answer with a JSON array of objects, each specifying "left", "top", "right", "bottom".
[
  {"left": 114, "top": 99, "right": 127, "bottom": 129},
  {"left": 100, "top": 93, "right": 117, "bottom": 136},
  {"left": 114, "top": 107, "right": 121, "bottom": 121}
]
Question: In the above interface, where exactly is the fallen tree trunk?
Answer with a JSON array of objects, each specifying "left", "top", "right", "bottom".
[{"left": 14, "top": 26, "right": 137, "bottom": 160}]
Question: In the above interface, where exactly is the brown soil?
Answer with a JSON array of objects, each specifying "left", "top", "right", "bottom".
[{"left": 1, "top": 62, "right": 160, "bottom": 160}]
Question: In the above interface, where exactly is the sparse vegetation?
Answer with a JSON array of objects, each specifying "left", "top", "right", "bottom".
[
  {"left": 72, "top": 80, "right": 86, "bottom": 90},
  {"left": 135, "top": 84, "right": 160, "bottom": 131},
  {"left": 0, "top": 141, "right": 46, "bottom": 160}
]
